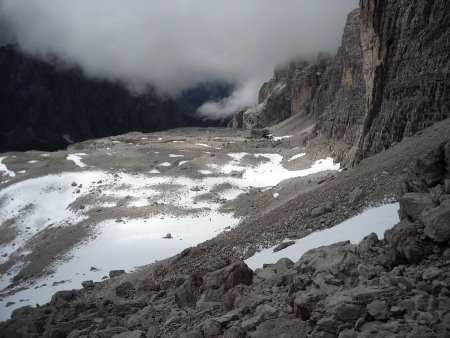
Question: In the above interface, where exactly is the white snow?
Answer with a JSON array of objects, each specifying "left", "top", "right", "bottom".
[
  {"left": 0, "top": 150, "right": 342, "bottom": 319},
  {"left": 40, "top": 154, "right": 50, "bottom": 157},
  {"left": 195, "top": 143, "right": 210, "bottom": 148},
  {"left": 27, "top": 160, "right": 39, "bottom": 164},
  {"left": 199, "top": 170, "right": 212, "bottom": 175},
  {"left": 288, "top": 153, "right": 306, "bottom": 162},
  {"left": 0, "top": 157, "right": 15, "bottom": 177},
  {"left": 0, "top": 172, "right": 107, "bottom": 265},
  {"left": 158, "top": 162, "right": 171, "bottom": 167},
  {"left": 273, "top": 135, "right": 292, "bottom": 141},
  {"left": 66, "top": 153, "right": 87, "bottom": 168},
  {"left": 273, "top": 193, "right": 280, "bottom": 198},
  {"left": 173, "top": 140, "right": 185, "bottom": 143},
  {"left": 169, "top": 154, "right": 184, "bottom": 158},
  {"left": 178, "top": 161, "right": 189, "bottom": 166},
  {"left": 18, "top": 170, "right": 26, "bottom": 174},
  {"left": 245, "top": 203, "right": 400, "bottom": 270},
  {"left": 221, "top": 154, "right": 339, "bottom": 187}
]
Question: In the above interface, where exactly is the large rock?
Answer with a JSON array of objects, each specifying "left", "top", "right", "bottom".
[
  {"left": 421, "top": 200, "right": 450, "bottom": 242},
  {"left": 366, "top": 300, "right": 389, "bottom": 320},
  {"left": 249, "top": 318, "right": 310, "bottom": 338},
  {"left": 384, "top": 220, "right": 427, "bottom": 265},
  {"left": 202, "top": 261, "right": 253, "bottom": 295},
  {"left": 399, "top": 193, "right": 434, "bottom": 221},
  {"left": 175, "top": 274, "right": 203, "bottom": 309}
]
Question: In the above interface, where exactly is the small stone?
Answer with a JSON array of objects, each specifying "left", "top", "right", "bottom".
[
  {"left": 71, "top": 182, "right": 77, "bottom": 187},
  {"left": 163, "top": 233, "right": 172, "bottom": 239}
]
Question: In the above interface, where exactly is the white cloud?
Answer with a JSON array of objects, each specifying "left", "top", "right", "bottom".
[{"left": 1, "top": 0, "right": 358, "bottom": 117}]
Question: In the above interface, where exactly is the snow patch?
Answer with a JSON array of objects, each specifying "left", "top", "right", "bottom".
[
  {"left": 245, "top": 203, "right": 400, "bottom": 270},
  {"left": 0, "top": 157, "right": 15, "bottom": 177},
  {"left": 66, "top": 153, "right": 87, "bottom": 168},
  {"left": 288, "top": 153, "right": 306, "bottom": 162},
  {"left": 158, "top": 162, "right": 171, "bottom": 167}
]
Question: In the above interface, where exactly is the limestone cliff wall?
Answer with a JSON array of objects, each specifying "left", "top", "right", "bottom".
[{"left": 232, "top": 1, "right": 450, "bottom": 164}]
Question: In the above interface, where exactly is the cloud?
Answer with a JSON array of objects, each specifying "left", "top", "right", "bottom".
[{"left": 1, "top": 0, "right": 358, "bottom": 117}]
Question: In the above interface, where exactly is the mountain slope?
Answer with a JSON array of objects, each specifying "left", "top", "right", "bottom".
[{"left": 232, "top": 0, "right": 450, "bottom": 165}]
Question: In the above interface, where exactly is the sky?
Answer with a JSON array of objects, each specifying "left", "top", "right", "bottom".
[{"left": 0, "top": 0, "right": 358, "bottom": 118}]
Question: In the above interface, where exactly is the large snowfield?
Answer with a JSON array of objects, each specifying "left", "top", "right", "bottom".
[{"left": 0, "top": 150, "right": 345, "bottom": 319}]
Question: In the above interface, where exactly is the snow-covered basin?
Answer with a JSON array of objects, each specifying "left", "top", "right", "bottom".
[
  {"left": 245, "top": 203, "right": 400, "bottom": 270},
  {"left": 0, "top": 152, "right": 339, "bottom": 319}
]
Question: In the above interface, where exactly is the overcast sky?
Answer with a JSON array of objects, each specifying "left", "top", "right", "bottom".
[{"left": 1, "top": 0, "right": 358, "bottom": 118}]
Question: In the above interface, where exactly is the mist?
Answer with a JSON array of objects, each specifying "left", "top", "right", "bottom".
[{"left": 1, "top": 0, "right": 358, "bottom": 118}]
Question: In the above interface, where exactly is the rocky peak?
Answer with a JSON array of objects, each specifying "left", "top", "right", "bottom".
[{"left": 231, "top": 1, "right": 450, "bottom": 166}]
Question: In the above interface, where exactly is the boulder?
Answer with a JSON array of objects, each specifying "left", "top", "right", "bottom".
[
  {"left": 81, "top": 280, "right": 94, "bottom": 290},
  {"left": 109, "top": 270, "right": 126, "bottom": 278},
  {"left": 249, "top": 318, "right": 310, "bottom": 338},
  {"left": 202, "top": 261, "right": 253, "bottom": 295},
  {"left": 384, "top": 220, "right": 427, "bottom": 265},
  {"left": 399, "top": 193, "right": 434, "bottom": 221},
  {"left": 202, "top": 319, "right": 223, "bottom": 337},
  {"left": 421, "top": 200, "right": 450, "bottom": 242},
  {"left": 115, "top": 282, "right": 135, "bottom": 298},
  {"left": 348, "top": 187, "right": 363, "bottom": 205},
  {"left": 367, "top": 300, "right": 389, "bottom": 320},
  {"left": 273, "top": 241, "right": 295, "bottom": 253},
  {"left": 112, "top": 330, "right": 146, "bottom": 338},
  {"left": 175, "top": 274, "right": 203, "bottom": 309}
]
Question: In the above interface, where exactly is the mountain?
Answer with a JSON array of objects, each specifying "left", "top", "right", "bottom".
[
  {"left": 0, "top": 46, "right": 231, "bottom": 152},
  {"left": 231, "top": 0, "right": 450, "bottom": 165},
  {"left": 1, "top": 0, "right": 450, "bottom": 337}
]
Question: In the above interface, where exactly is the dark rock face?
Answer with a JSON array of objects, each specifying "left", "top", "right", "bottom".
[
  {"left": 0, "top": 46, "right": 232, "bottom": 152},
  {"left": 358, "top": 0, "right": 450, "bottom": 160},
  {"left": 0, "top": 45, "right": 184, "bottom": 152},
  {"left": 232, "top": 1, "right": 450, "bottom": 164}
]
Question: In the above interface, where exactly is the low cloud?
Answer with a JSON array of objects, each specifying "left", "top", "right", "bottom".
[{"left": 1, "top": 0, "right": 357, "bottom": 117}]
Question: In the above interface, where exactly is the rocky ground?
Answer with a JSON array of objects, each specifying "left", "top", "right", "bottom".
[{"left": 0, "top": 118, "right": 449, "bottom": 337}]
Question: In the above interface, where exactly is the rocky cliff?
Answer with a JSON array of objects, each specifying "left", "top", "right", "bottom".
[
  {"left": 232, "top": 0, "right": 450, "bottom": 164},
  {"left": 0, "top": 46, "right": 231, "bottom": 152}
]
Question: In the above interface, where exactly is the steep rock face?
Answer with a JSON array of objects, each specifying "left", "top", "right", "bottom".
[
  {"left": 0, "top": 45, "right": 186, "bottom": 152},
  {"left": 357, "top": 0, "right": 450, "bottom": 159},
  {"left": 237, "top": 57, "right": 330, "bottom": 130},
  {"left": 313, "top": 8, "right": 365, "bottom": 159},
  {"left": 0, "top": 46, "right": 232, "bottom": 152},
  {"left": 233, "top": 1, "right": 450, "bottom": 164}
]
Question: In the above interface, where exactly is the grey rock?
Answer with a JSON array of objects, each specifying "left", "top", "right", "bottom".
[
  {"left": 112, "top": 330, "right": 146, "bottom": 338},
  {"left": 175, "top": 274, "right": 202, "bottom": 309},
  {"left": 224, "top": 326, "right": 246, "bottom": 338},
  {"left": 348, "top": 187, "right": 363, "bottom": 205},
  {"left": 109, "top": 270, "right": 126, "bottom": 278},
  {"left": 421, "top": 200, "right": 450, "bottom": 242},
  {"left": 366, "top": 300, "right": 389, "bottom": 320},
  {"left": 202, "top": 319, "right": 223, "bottom": 338},
  {"left": 241, "top": 314, "right": 262, "bottom": 330},
  {"left": 333, "top": 302, "right": 365, "bottom": 322},
  {"left": 115, "top": 282, "right": 135, "bottom": 298},
  {"left": 399, "top": 193, "right": 434, "bottom": 221},
  {"left": 81, "top": 280, "right": 94, "bottom": 290},
  {"left": 422, "top": 267, "right": 443, "bottom": 281},
  {"left": 249, "top": 318, "right": 310, "bottom": 338},
  {"left": 273, "top": 241, "right": 295, "bottom": 253}
]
